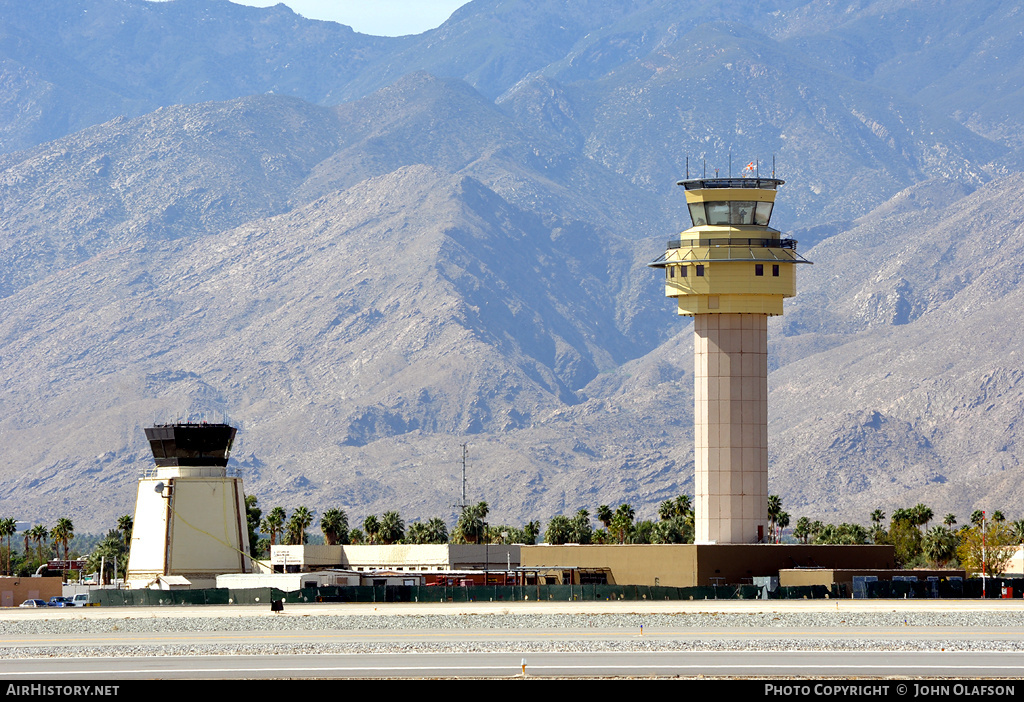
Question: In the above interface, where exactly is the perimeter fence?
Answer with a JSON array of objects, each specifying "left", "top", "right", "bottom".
[
  {"left": 87, "top": 577, "right": 1024, "bottom": 607},
  {"left": 90, "top": 582, "right": 838, "bottom": 606}
]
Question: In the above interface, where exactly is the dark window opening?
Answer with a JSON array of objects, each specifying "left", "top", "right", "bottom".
[
  {"left": 696, "top": 265, "right": 705, "bottom": 276},
  {"left": 755, "top": 264, "right": 764, "bottom": 276},
  {"left": 681, "top": 266, "right": 688, "bottom": 277},
  {"left": 773, "top": 265, "right": 780, "bottom": 276}
]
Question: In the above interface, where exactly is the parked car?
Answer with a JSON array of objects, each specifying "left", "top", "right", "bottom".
[
  {"left": 19, "top": 599, "right": 47, "bottom": 608},
  {"left": 47, "top": 596, "right": 74, "bottom": 607},
  {"left": 71, "top": 593, "right": 91, "bottom": 607}
]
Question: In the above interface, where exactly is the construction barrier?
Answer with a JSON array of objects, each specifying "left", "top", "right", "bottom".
[{"left": 89, "top": 581, "right": 858, "bottom": 606}]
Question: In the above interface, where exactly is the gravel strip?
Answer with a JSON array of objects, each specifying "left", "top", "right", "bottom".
[{"left": 2, "top": 611, "right": 1023, "bottom": 658}]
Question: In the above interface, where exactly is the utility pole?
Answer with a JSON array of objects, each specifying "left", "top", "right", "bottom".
[{"left": 454, "top": 443, "right": 469, "bottom": 513}]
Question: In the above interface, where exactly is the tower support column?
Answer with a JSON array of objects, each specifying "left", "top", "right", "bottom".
[{"left": 694, "top": 313, "right": 768, "bottom": 543}]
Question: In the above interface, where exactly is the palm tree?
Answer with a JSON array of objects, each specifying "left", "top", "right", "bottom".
[
  {"left": 870, "top": 509, "right": 886, "bottom": 527},
  {"left": 970, "top": 510, "right": 985, "bottom": 527},
  {"left": 596, "top": 505, "right": 613, "bottom": 530},
  {"left": 424, "top": 517, "right": 449, "bottom": 544},
  {"left": 629, "top": 520, "right": 656, "bottom": 544},
  {"left": 261, "top": 507, "right": 286, "bottom": 547},
  {"left": 454, "top": 502, "right": 489, "bottom": 544},
  {"left": 923, "top": 526, "right": 957, "bottom": 567},
  {"left": 286, "top": 507, "right": 313, "bottom": 545},
  {"left": 992, "top": 510, "right": 1006, "bottom": 523},
  {"left": 0, "top": 518, "right": 16, "bottom": 575},
  {"left": 362, "top": 515, "right": 380, "bottom": 545},
  {"left": 674, "top": 495, "right": 693, "bottom": 517},
  {"left": 793, "top": 517, "right": 811, "bottom": 544},
  {"left": 320, "top": 509, "right": 349, "bottom": 546},
  {"left": 405, "top": 521, "right": 428, "bottom": 544},
  {"left": 521, "top": 520, "right": 540, "bottom": 545},
  {"left": 29, "top": 524, "right": 48, "bottom": 564},
  {"left": 911, "top": 503, "right": 934, "bottom": 529},
  {"left": 117, "top": 515, "right": 134, "bottom": 545},
  {"left": 50, "top": 518, "right": 74, "bottom": 580},
  {"left": 767, "top": 495, "right": 783, "bottom": 543},
  {"left": 611, "top": 504, "right": 634, "bottom": 544},
  {"left": 568, "top": 509, "right": 592, "bottom": 544},
  {"left": 1011, "top": 520, "right": 1024, "bottom": 545},
  {"left": 544, "top": 515, "right": 572, "bottom": 545},
  {"left": 943, "top": 513, "right": 957, "bottom": 528},
  {"left": 378, "top": 511, "right": 405, "bottom": 545},
  {"left": 777, "top": 511, "right": 791, "bottom": 541},
  {"left": 87, "top": 530, "right": 128, "bottom": 584}
]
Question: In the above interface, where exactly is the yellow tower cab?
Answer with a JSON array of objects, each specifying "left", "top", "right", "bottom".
[{"left": 650, "top": 174, "right": 810, "bottom": 544}]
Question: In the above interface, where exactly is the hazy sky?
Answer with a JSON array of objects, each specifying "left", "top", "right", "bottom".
[{"left": 226, "top": 0, "right": 473, "bottom": 36}]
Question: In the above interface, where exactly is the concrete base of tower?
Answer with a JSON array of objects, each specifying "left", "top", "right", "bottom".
[
  {"left": 694, "top": 313, "right": 768, "bottom": 544},
  {"left": 125, "top": 476, "right": 253, "bottom": 589}
]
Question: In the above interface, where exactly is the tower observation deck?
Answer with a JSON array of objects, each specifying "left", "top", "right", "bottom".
[{"left": 649, "top": 176, "right": 810, "bottom": 544}]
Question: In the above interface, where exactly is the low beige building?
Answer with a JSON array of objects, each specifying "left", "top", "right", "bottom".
[
  {"left": 217, "top": 570, "right": 361, "bottom": 591},
  {"left": 271, "top": 543, "right": 521, "bottom": 573},
  {"left": 779, "top": 568, "right": 965, "bottom": 589}
]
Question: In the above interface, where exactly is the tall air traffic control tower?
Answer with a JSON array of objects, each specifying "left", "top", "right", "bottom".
[{"left": 649, "top": 175, "right": 809, "bottom": 544}]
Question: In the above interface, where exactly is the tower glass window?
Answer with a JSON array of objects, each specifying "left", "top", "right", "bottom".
[
  {"left": 754, "top": 202, "right": 773, "bottom": 226},
  {"left": 729, "top": 201, "right": 756, "bottom": 225},
  {"left": 705, "top": 202, "right": 730, "bottom": 225}
]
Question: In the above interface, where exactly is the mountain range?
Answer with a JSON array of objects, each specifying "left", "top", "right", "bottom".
[{"left": 0, "top": 0, "right": 1022, "bottom": 533}]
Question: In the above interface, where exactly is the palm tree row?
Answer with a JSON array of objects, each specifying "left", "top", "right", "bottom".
[
  {"left": 784, "top": 501, "right": 1024, "bottom": 573},
  {"left": 0, "top": 515, "right": 98, "bottom": 579},
  {"left": 541, "top": 496, "right": 695, "bottom": 546}
]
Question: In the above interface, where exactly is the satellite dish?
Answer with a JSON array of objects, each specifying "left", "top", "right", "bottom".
[{"left": 153, "top": 481, "right": 165, "bottom": 494}]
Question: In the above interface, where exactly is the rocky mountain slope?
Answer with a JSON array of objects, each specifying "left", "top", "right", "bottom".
[{"left": 1, "top": 0, "right": 1022, "bottom": 532}]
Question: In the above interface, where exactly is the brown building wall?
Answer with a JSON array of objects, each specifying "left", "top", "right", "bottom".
[
  {"left": 521, "top": 544, "right": 896, "bottom": 587},
  {"left": 522, "top": 545, "right": 697, "bottom": 586},
  {"left": 0, "top": 576, "right": 63, "bottom": 607},
  {"left": 694, "top": 544, "right": 896, "bottom": 587}
]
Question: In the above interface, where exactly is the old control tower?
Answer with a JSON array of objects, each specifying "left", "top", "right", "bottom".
[{"left": 125, "top": 422, "right": 253, "bottom": 588}]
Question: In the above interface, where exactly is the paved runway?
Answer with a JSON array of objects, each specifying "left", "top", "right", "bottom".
[{"left": 3, "top": 651, "right": 1024, "bottom": 680}]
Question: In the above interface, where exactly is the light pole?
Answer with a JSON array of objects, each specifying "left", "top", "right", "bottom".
[{"left": 982, "top": 510, "right": 987, "bottom": 599}]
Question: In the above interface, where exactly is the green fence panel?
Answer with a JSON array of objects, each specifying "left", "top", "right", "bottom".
[
  {"left": 227, "top": 587, "right": 274, "bottom": 605},
  {"left": 775, "top": 585, "right": 829, "bottom": 599}
]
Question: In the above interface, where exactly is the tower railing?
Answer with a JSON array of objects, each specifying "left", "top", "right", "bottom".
[{"left": 666, "top": 237, "right": 799, "bottom": 249}]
